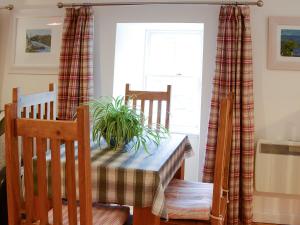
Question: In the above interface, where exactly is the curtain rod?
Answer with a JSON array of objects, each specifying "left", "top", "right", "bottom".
[
  {"left": 57, "top": 0, "right": 264, "bottom": 8},
  {"left": 0, "top": 4, "right": 13, "bottom": 10}
]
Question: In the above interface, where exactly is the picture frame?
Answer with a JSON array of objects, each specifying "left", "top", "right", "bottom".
[
  {"left": 9, "top": 13, "right": 63, "bottom": 75},
  {"left": 268, "top": 17, "right": 300, "bottom": 70}
]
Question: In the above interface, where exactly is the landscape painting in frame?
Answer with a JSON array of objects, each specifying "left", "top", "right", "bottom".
[
  {"left": 26, "top": 29, "right": 52, "bottom": 53},
  {"left": 280, "top": 28, "right": 300, "bottom": 57}
]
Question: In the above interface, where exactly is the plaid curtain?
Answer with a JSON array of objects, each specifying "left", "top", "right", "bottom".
[
  {"left": 58, "top": 7, "right": 94, "bottom": 120},
  {"left": 202, "top": 6, "right": 254, "bottom": 225}
]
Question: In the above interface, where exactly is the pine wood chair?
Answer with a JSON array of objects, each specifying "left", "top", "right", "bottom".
[
  {"left": 5, "top": 104, "right": 130, "bottom": 225},
  {"left": 160, "top": 95, "right": 233, "bottom": 225},
  {"left": 12, "top": 83, "right": 57, "bottom": 120},
  {"left": 125, "top": 83, "right": 171, "bottom": 130},
  {"left": 12, "top": 83, "right": 58, "bottom": 215}
]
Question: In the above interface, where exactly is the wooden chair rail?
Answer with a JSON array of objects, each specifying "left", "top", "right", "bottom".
[
  {"left": 125, "top": 91, "right": 170, "bottom": 101},
  {"left": 16, "top": 118, "right": 77, "bottom": 140}
]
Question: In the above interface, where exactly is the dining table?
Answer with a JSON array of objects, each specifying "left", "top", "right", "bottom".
[{"left": 45, "top": 133, "right": 193, "bottom": 225}]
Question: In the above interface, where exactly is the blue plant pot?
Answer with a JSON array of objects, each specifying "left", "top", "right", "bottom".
[{"left": 109, "top": 137, "right": 130, "bottom": 148}]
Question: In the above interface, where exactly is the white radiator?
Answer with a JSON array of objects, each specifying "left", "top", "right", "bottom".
[
  {"left": 254, "top": 139, "right": 300, "bottom": 225},
  {"left": 255, "top": 139, "right": 300, "bottom": 195}
]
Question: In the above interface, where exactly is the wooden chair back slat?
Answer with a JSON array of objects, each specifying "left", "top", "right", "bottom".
[
  {"left": 132, "top": 99, "right": 137, "bottom": 110},
  {"left": 5, "top": 103, "right": 21, "bottom": 225},
  {"left": 51, "top": 139, "right": 63, "bottom": 225},
  {"left": 65, "top": 141, "right": 78, "bottom": 225},
  {"left": 125, "top": 83, "right": 171, "bottom": 129},
  {"left": 13, "top": 83, "right": 57, "bottom": 121},
  {"left": 77, "top": 106, "right": 93, "bottom": 225},
  {"left": 5, "top": 104, "right": 93, "bottom": 225},
  {"left": 49, "top": 83, "right": 56, "bottom": 120},
  {"left": 37, "top": 104, "right": 41, "bottom": 119},
  {"left": 44, "top": 103, "right": 48, "bottom": 119},
  {"left": 148, "top": 100, "right": 153, "bottom": 128},
  {"left": 157, "top": 100, "right": 162, "bottom": 130},
  {"left": 21, "top": 107, "right": 26, "bottom": 118},
  {"left": 50, "top": 100, "right": 55, "bottom": 120},
  {"left": 36, "top": 137, "right": 48, "bottom": 225},
  {"left": 141, "top": 101, "right": 145, "bottom": 124},
  {"left": 210, "top": 95, "right": 233, "bottom": 225},
  {"left": 30, "top": 105, "right": 34, "bottom": 119},
  {"left": 23, "top": 137, "right": 34, "bottom": 223}
]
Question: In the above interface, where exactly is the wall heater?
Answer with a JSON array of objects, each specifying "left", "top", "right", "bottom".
[
  {"left": 255, "top": 139, "right": 300, "bottom": 195},
  {"left": 254, "top": 139, "right": 300, "bottom": 225}
]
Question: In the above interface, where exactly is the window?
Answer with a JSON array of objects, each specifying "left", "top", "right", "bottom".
[{"left": 114, "top": 23, "right": 204, "bottom": 134}]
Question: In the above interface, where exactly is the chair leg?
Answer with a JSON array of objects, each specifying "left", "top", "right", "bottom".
[{"left": 133, "top": 207, "right": 160, "bottom": 225}]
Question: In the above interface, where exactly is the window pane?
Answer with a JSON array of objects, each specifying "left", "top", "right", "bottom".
[{"left": 114, "top": 23, "right": 204, "bottom": 134}]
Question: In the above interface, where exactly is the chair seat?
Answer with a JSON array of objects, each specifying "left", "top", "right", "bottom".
[
  {"left": 165, "top": 179, "right": 213, "bottom": 221},
  {"left": 48, "top": 203, "right": 130, "bottom": 225}
]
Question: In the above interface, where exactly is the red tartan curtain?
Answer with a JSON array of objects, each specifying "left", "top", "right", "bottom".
[
  {"left": 202, "top": 6, "right": 254, "bottom": 225},
  {"left": 58, "top": 7, "right": 94, "bottom": 120}
]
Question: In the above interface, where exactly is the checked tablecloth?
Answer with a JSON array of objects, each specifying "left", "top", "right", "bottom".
[{"left": 46, "top": 133, "right": 193, "bottom": 218}]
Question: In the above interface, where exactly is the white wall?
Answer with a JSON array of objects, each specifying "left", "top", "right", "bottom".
[
  {"left": 0, "top": 3, "right": 20, "bottom": 169},
  {"left": 251, "top": 0, "right": 300, "bottom": 224},
  {"left": 1, "top": 0, "right": 300, "bottom": 223},
  {"left": 252, "top": 0, "right": 300, "bottom": 145}
]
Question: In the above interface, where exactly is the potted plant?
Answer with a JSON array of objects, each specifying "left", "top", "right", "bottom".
[{"left": 89, "top": 96, "right": 168, "bottom": 153}]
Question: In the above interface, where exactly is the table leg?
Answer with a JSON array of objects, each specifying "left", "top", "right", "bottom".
[
  {"left": 133, "top": 207, "right": 160, "bottom": 225},
  {"left": 133, "top": 161, "right": 185, "bottom": 225},
  {"left": 173, "top": 160, "right": 185, "bottom": 180}
]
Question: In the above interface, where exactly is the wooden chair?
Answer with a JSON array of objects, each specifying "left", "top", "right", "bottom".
[
  {"left": 161, "top": 95, "right": 233, "bottom": 225},
  {"left": 125, "top": 83, "right": 171, "bottom": 129},
  {"left": 12, "top": 83, "right": 57, "bottom": 212},
  {"left": 13, "top": 83, "right": 57, "bottom": 120},
  {"left": 5, "top": 104, "right": 130, "bottom": 225}
]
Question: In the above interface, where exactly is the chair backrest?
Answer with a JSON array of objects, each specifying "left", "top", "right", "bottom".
[
  {"left": 13, "top": 83, "right": 57, "bottom": 120},
  {"left": 5, "top": 104, "right": 92, "bottom": 225},
  {"left": 210, "top": 94, "right": 233, "bottom": 225},
  {"left": 125, "top": 83, "right": 171, "bottom": 129}
]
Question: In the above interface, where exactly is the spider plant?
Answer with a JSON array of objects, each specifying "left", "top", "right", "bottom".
[{"left": 89, "top": 96, "right": 168, "bottom": 153}]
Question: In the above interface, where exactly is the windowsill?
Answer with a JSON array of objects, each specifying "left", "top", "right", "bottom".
[{"left": 170, "top": 129, "right": 200, "bottom": 136}]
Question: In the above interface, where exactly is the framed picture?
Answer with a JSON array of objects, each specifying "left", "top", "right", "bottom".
[
  {"left": 9, "top": 14, "right": 63, "bottom": 75},
  {"left": 268, "top": 17, "right": 300, "bottom": 70}
]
